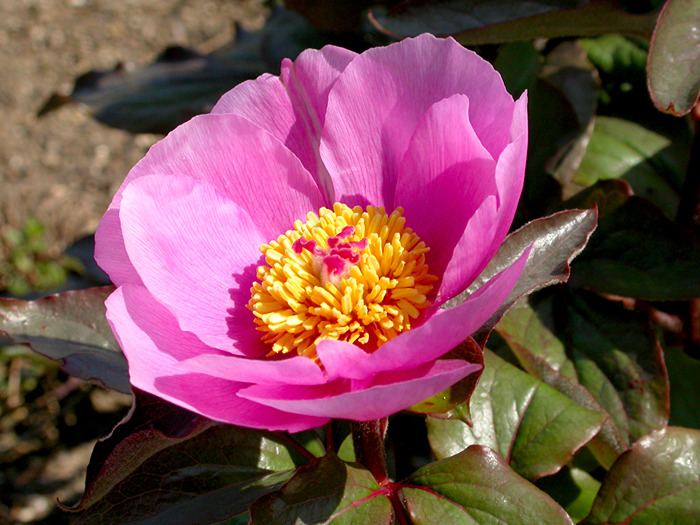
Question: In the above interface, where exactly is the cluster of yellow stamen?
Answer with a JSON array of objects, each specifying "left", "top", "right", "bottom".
[{"left": 247, "top": 203, "right": 438, "bottom": 360}]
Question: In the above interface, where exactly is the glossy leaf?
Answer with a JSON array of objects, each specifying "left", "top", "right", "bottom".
[
  {"left": 665, "top": 347, "right": 700, "bottom": 429},
  {"left": 583, "top": 427, "right": 700, "bottom": 524},
  {"left": 573, "top": 116, "right": 683, "bottom": 216},
  {"left": 0, "top": 286, "right": 129, "bottom": 393},
  {"left": 512, "top": 290, "right": 669, "bottom": 442},
  {"left": 570, "top": 197, "right": 700, "bottom": 299},
  {"left": 401, "top": 445, "right": 574, "bottom": 524},
  {"left": 495, "top": 295, "right": 627, "bottom": 467},
  {"left": 370, "top": 0, "right": 656, "bottom": 45},
  {"left": 249, "top": 453, "right": 393, "bottom": 524},
  {"left": 427, "top": 351, "right": 606, "bottom": 481},
  {"left": 38, "top": 8, "right": 335, "bottom": 134},
  {"left": 73, "top": 391, "right": 314, "bottom": 524},
  {"left": 648, "top": 0, "right": 700, "bottom": 115},
  {"left": 536, "top": 467, "right": 601, "bottom": 522},
  {"left": 443, "top": 209, "right": 597, "bottom": 346}
]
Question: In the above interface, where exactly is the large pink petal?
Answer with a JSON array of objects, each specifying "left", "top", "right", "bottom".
[
  {"left": 95, "top": 112, "right": 325, "bottom": 284},
  {"left": 212, "top": 46, "right": 357, "bottom": 202},
  {"left": 395, "top": 94, "right": 497, "bottom": 295},
  {"left": 320, "top": 33, "right": 514, "bottom": 209},
  {"left": 106, "top": 285, "right": 327, "bottom": 432},
  {"left": 125, "top": 114, "right": 324, "bottom": 241},
  {"left": 155, "top": 373, "right": 328, "bottom": 432},
  {"left": 345, "top": 247, "right": 530, "bottom": 380},
  {"left": 239, "top": 359, "right": 479, "bottom": 420},
  {"left": 492, "top": 92, "right": 529, "bottom": 250},
  {"left": 178, "top": 353, "right": 326, "bottom": 386},
  {"left": 119, "top": 174, "right": 267, "bottom": 354},
  {"left": 105, "top": 284, "right": 219, "bottom": 384}
]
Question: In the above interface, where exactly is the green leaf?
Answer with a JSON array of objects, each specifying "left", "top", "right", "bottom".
[
  {"left": 499, "top": 290, "right": 669, "bottom": 446},
  {"left": 401, "top": 445, "right": 574, "bottom": 524},
  {"left": 570, "top": 197, "right": 700, "bottom": 299},
  {"left": 536, "top": 467, "right": 601, "bottom": 523},
  {"left": 648, "top": 0, "right": 700, "bottom": 115},
  {"left": 495, "top": 295, "right": 627, "bottom": 467},
  {"left": 0, "top": 286, "right": 129, "bottom": 393},
  {"left": 573, "top": 116, "right": 683, "bottom": 216},
  {"left": 249, "top": 453, "right": 393, "bottom": 524},
  {"left": 665, "top": 347, "right": 700, "bottom": 429},
  {"left": 493, "top": 42, "right": 542, "bottom": 98},
  {"left": 428, "top": 350, "right": 605, "bottom": 481},
  {"left": 583, "top": 427, "right": 700, "bottom": 524},
  {"left": 443, "top": 209, "right": 597, "bottom": 345},
  {"left": 73, "top": 391, "right": 312, "bottom": 524},
  {"left": 580, "top": 34, "right": 648, "bottom": 75}
]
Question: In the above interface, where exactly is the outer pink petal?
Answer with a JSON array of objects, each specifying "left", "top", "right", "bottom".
[
  {"left": 119, "top": 174, "right": 267, "bottom": 354},
  {"left": 212, "top": 46, "right": 357, "bottom": 202},
  {"left": 238, "top": 359, "right": 479, "bottom": 420},
  {"left": 125, "top": 113, "right": 323, "bottom": 241},
  {"left": 106, "top": 284, "right": 218, "bottom": 382},
  {"left": 178, "top": 353, "right": 326, "bottom": 386},
  {"left": 344, "top": 247, "right": 530, "bottom": 380},
  {"left": 395, "top": 94, "right": 497, "bottom": 297},
  {"left": 106, "top": 285, "right": 327, "bottom": 432},
  {"left": 320, "top": 33, "right": 514, "bottom": 209},
  {"left": 95, "top": 112, "right": 325, "bottom": 286},
  {"left": 492, "top": 92, "right": 529, "bottom": 251}
]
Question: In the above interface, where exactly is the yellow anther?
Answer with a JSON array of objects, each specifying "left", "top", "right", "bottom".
[{"left": 246, "top": 203, "right": 437, "bottom": 360}]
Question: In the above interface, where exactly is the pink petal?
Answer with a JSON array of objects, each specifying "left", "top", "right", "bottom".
[
  {"left": 155, "top": 373, "right": 328, "bottom": 432},
  {"left": 492, "top": 92, "right": 529, "bottom": 250},
  {"left": 395, "top": 94, "right": 497, "bottom": 294},
  {"left": 433, "top": 196, "right": 500, "bottom": 306},
  {"left": 119, "top": 174, "right": 268, "bottom": 354},
  {"left": 348, "top": 247, "right": 530, "bottom": 379},
  {"left": 106, "top": 285, "right": 327, "bottom": 432},
  {"left": 320, "top": 33, "right": 514, "bottom": 209},
  {"left": 126, "top": 113, "right": 324, "bottom": 241},
  {"left": 239, "top": 359, "right": 479, "bottom": 420},
  {"left": 212, "top": 46, "right": 357, "bottom": 202},
  {"left": 95, "top": 208, "right": 142, "bottom": 286},
  {"left": 105, "top": 284, "right": 217, "bottom": 383},
  {"left": 95, "top": 112, "right": 325, "bottom": 284},
  {"left": 316, "top": 342, "right": 371, "bottom": 381},
  {"left": 178, "top": 353, "right": 326, "bottom": 386}
]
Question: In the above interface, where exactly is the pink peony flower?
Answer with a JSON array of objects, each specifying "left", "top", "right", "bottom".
[{"left": 95, "top": 34, "right": 528, "bottom": 432}]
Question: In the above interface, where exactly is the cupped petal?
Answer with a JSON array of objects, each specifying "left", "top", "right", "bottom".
[
  {"left": 95, "top": 208, "right": 142, "bottom": 287},
  {"left": 126, "top": 113, "right": 324, "bottom": 240},
  {"left": 106, "top": 285, "right": 327, "bottom": 432},
  {"left": 212, "top": 46, "right": 357, "bottom": 202},
  {"left": 395, "top": 94, "right": 497, "bottom": 294},
  {"left": 238, "top": 359, "right": 479, "bottom": 420},
  {"left": 320, "top": 33, "right": 514, "bottom": 209},
  {"left": 105, "top": 284, "right": 219, "bottom": 386},
  {"left": 492, "top": 92, "right": 529, "bottom": 250},
  {"left": 119, "top": 174, "right": 268, "bottom": 354},
  {"left": 96, "top": 112, "right": 326, "bottom": 284},
  {"left": 347, "top": 247, "right": 530, "bottom": 380},
  {"left": 178, "top": 353, "right": 326, "bottom": 386}
]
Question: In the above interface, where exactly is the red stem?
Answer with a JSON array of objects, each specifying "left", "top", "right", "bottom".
[{"left": 351, "top": 419, "right": 388, "bottom": 483}]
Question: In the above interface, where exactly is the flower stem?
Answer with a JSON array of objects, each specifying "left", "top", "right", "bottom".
[{"left": 351, "top": 419, "right": 388, "bottom": 483}]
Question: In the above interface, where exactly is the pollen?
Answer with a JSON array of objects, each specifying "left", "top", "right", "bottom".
[{"left": 246, "top": 203, "right": 438, "bottom": 360}]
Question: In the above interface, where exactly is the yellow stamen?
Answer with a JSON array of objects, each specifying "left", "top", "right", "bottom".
[{"left": 247, "top": 203, "right": 438, "bottom": 360}]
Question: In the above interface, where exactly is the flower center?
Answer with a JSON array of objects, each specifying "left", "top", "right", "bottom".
[{"left": 247, "top": 203, "right": 438, "bottom": 360}]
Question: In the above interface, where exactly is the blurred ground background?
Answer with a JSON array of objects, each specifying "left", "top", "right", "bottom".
[{"left": 0, "top": 1, "right": 264, "bottom": 522}]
